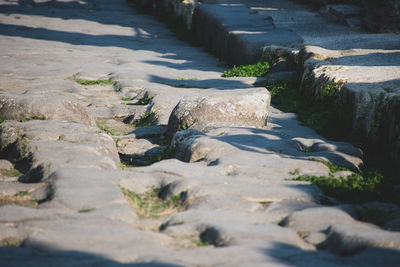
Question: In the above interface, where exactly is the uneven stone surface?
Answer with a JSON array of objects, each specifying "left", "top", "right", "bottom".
[
  {"left": 0, "top": 0, "right": 399, "bottom": 266},
  {"left": 142, "top": 0, "right": 400, "bottom": 176},
  {"left": 167, "top": 88, "right": 271, "bottom": 136},
  {"left": 0, "top": 92, "right": 95, "bottom": 126}
]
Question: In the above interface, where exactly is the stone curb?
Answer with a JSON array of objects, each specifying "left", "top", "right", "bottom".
[{"left": 130, "top": 0, "right": 400, "bottom": 177}]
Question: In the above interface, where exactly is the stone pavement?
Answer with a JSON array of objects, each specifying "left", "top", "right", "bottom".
[
  {"left": 143, "top": 0, "right": 400, "bottom": 176},
  {"left": 0, "top": 0, "right": 399, "bottom": 266}
]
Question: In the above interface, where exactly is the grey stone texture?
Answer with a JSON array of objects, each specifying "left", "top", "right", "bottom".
[
  {"left": 0, "top": 0, "right": 399, "bottom": 266},
  {"left": 138, "top": 0, "right": 400, "bottom": 177},
  {"left": 167, "top": 88, "right": 271, "bottom": 136}
]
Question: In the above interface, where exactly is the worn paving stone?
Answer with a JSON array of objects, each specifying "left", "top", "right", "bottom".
[
  {"left": 0, "top": 92, "right": 95, "bottom": 126},
  {"left": 281, "top": 206, "right": 372, "bottom": 233},
  {"left": 116, "top": 136, "right": 158, "bottom": 155},
  {"left": 320, "top": 223, "right": 400, "bottom": 255},
  {"left": 0, "top": 0, "right": 398, "bottom": 266},
  {"left": 167, "top": 87, "right": 271, "bottom": 136}
]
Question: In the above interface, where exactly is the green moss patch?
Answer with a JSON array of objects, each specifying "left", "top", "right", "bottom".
[
  {"left": 222, "top": 62, "right": 270, "bottom": 77},
  {"left": 288, "top": 160, "right": 397, "bottom": 204},
  {"left": 291, "top": 172, "right": 383, "bottom": 204}
]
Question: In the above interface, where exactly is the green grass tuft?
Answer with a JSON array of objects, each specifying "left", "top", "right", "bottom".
[
  {"left": 96, "top": 122, "right": 117, "bottom": 135},
  {"left": 71, "top": 76, "right": 116, "bottom": 86},
  {"left": 310, "top": 159, "right": 350, "bottom": 173},
  {"left": 121, "top": 187, "right": 185, "bottom": 218},
  {"left": 133, "top": 111, "right": 158, "bottom": 128},
  {"left": 290, "top": 171, "right": 387, "bottom": 204},
  {"left": 120, "top": 146, "right": 172, "bottom": 168},
  {"left": 222, "top": 62, "right": 270, "bottom": 77},
  {"left": 178, "top": 77, "right": 198, "bottom": 81},
  {"left": 300, "top": 146, "right": 316, "bottom": 153},
  {"left": 130, "top": 96, "right": 153, "bottom": 105},
  {"left": 1, "top": 168, "right": 23, "bottom": 177},
  {"left": 320, "top": 81, "right": 344, "bottom": 98},
  {"left": 0, "top": 238, "right": 23, "bottom": 247},
  {"left": 277, "top": 216, "right": 288, "bottom": 226},
  {"left": 192, "top": 240, "right": 210, "bottom": 247},
  {"left": 78, "top": 208, "right": 96, "bottom": 213}
]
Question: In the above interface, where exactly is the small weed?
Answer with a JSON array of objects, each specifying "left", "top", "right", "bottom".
[
  {"left": 355, "top": 207, "right": 391, "bottom": 227},
  {"left": 0, "top": 117, "right": 4, "bottom": 124},
  {"left": 265, "top": 148, "right": 283, "bottom": 154},
  {"left": 129, "top": 96, "right": 153, "bottom": 105},
  {"left": 178, "top": 77, "right": 198, "bottom": 81},
  {"left": 320, "top": 81, "right": 344, "bottom": 98},
  {"left": 0, "top": 192, "right": 38, "bottom": 208},
  {"left": 0, "top": 238, "right": 23, "bottom": 247},
  {"left": 156, "top": 81, "right": 207, "bottom": 89},
  {"left": 121, "top": 97, "right": 132, "bottom": 101},
  {"left": 192, "top": 240, "right": 210, "bottom": 247},
  {"left": 289, "top": 171, "right": 385, "bottom": 204},
  {"left": 19, "top": 116, "right": 46, "bottom": 123},
  {"left": 287, "top": 159, "right": 397, "bottom": 205},
  {"left": 289, "top": 168, "right": 300, "bottom": 176},
  {"left": 78, "top": 208, "right": 96, "bottom": 213},
  {"left": 15, "top": 191, "right": 29, "bottom": 197},
  {"left": 133, "top": 111, "right": 158, "bottom": 128},
  {"left": 96, "top": 122, "right": 117, "bottom": 135},
  {"left": 277, "top": 216, "right": 288, "bottom": 226},
  {"left": 173, "top": 237, "right": 212, "bottom": 249},
  {"left": 121, "top": 187, "right": 185, "bottom": 218},
  {"left": 120, "top": 162, "right": 128, "bottom": 170},
  {"left": 222, "top": 62, "right": 270, "bottom": 77},
  {"left": 0, "top": 168, "right": 23, "bottom": 177},
  {"left": 300, "top": 146, "right": 316, "bottom": 153},
  {"left": 14, "top": 136, "right": 30, "bottom": 163},
  {"left": 114, "top": 85, "right": 124, "bottom": 92},
  {"left": 70, "top": 76, "right": 116, "bottom": 86},
  {"left": 310, "top": 159, "right": 350, "bottom": 173}
]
